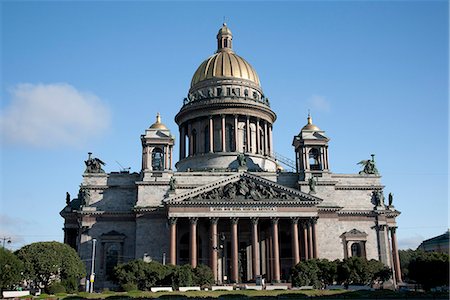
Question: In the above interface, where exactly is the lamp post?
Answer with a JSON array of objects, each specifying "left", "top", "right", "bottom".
[
  {"left": 89, "top": 238, "right": 97, "bottom": 293},
  {"left": 212, "top": 233, "right": 226, "bottom": 284},
  {"left": 1, "top": 237, "right": 11, "bottom": 248}
]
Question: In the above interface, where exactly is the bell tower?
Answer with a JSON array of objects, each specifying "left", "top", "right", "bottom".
[
  {"left": 292, "top": 114, "right": 330, "bottom": 180},
  {"left": 141, "top": 113, "right": 175, "bottom": 175}
]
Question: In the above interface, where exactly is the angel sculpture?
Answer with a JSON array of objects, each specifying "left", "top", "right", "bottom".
[
  {"left": 358, "top": 154, "right": 379, "bottom": 175},
  {"left": 84, "top": 152, "right": 106, "bottom": 173}
]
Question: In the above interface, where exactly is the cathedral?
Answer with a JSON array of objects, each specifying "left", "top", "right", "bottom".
[{"left": 61, "top": 24, "right": 402, "bottom": 288}]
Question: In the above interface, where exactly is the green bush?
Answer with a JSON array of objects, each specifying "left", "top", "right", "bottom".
[
  {"left": 172, "top": 265, "right": 194, "bottom": 288},
  {"left": 291, "top": 260, "right": 321, "bottom": 288},
  {"left": 48, "top": 282, "right": 66, "bottom": 294},
  {"left": 193, "top": 264, "right": 214, "bottom": 286}
]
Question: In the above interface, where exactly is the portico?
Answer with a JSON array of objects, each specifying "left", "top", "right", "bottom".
[{"left": 165, "top": 172, "right": 321, "bottom": 283}]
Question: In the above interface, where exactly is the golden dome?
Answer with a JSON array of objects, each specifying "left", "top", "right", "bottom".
[
  {"left": 191, "top": 52, "right": 260, "bottom": 87},
  {"left": 190, "top": 24, "right": 260, "bottom": 88},
  {"left": 301, "top": 114, "right": 321, "bottom": 131},
  {"left": 149, "top": 113, "right": 168, "bottom": 130}
]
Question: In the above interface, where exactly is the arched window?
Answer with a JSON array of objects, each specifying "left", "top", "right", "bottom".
[
  {"left": 309, "top": 148, "right": 321, "bottom": 170},
  {"left": 225, "top": 123, "right": 234, "bottom": 152},
  {"left": 351, "top": 242, "right": 362, "bottom": 257},
  {"left": 152, "top": 148, "right": 164, "bottom": 170}
]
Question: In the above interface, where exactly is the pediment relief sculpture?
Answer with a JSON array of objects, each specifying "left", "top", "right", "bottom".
[{"left": 189, "top": 178, "right": 298, "bottom": 201}]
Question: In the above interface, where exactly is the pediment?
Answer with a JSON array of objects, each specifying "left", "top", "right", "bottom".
[
  {"left": 165, "top": 172, "right": 322, "bottom": 206},
  {"left": 340, "top": 228, "right": 368, "bottom": 239}
]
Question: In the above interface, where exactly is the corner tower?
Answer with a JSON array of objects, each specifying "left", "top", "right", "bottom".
[
  {"left": 141, "top": 113, "right": 175, "bottom": 177},
  {"left": 175, "top": 24, "right": 277, "bottom": 172},
  {"left": 293, "top": 114, "right": 330, "bottom": 180}
]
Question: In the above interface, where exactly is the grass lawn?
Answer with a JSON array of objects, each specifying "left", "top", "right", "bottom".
[{"left": 23, "top": 289, "right": 449, "bottom": 299}]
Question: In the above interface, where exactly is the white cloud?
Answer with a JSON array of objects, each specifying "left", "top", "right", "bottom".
[
  {"left": 0, "top": 83, "right": 110, "bottom": 147},
  {"left": 307, "top": 94, "right": 331, "bottom": 113}
]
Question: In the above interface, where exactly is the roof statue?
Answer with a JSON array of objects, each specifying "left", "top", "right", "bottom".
[
  {"left": 388, "top": 192, "right": 393, "bottom": 206},
  {"left": 358, "top": 154, "right": 379, "bottom": 175},
  {"left": 169, "top": 176, "right": 177, "bottom": 191},
  {"left": 308, "top": 176, "right": 317, "bottom": 194},
  {"left": 84, "top": 152, "right": 105, "bottom": 174}
]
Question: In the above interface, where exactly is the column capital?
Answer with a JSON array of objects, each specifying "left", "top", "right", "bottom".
[
  {"left": 209, "top": 217, "right": 219, "bottom": 225},
  {"left": 389, "top": 226, "right": 398, "bottom": 233},
  {"left": 168, "top": 217, "right": 178, "bottom": 225},
  {"left": 270, "top": 217, "right": 279, "bottom": 225},
  {"left": 376, "top": 224, "right": 387, "bottom": 231},
  {"left": 230, "top": 217, "right": 239, "bottom": 225},
  {"left": 300, "top": 220, "right": 309, "bottom": 229},
  {"left": 251, "top": 217, "right": 259, "bottom": 225},
  {"left": 290, "top": 217, "right": 300, "bottom": 224},
  {"left": 189, "top": 217, "right": 198, "bottom": 225},
  {"left": 310, "top": 217, "right": 318, "bottom": 224}
]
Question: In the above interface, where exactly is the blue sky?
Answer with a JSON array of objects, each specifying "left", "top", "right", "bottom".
[{"left": 1, "top": 0, "right": 448, "bottom": 250}]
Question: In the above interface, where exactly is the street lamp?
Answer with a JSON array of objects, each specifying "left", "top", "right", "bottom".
[
  {"left": 212, "top": 233, "right": 226, "bottom": 284},
  {"left": 89, "top": 238, "right": 97, "bottom": 293},
  {"left": 1, "top": 237, "right": 11, "bottom": 248}
]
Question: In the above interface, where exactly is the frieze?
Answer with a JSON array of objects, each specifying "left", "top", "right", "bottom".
[{"left": 210, "top": 206, "right": 277, "bottom": 212}]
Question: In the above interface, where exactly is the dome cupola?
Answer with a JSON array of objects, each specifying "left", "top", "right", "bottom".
[{"left": 175, "top": 24, "right": 278, "bottom": 172}]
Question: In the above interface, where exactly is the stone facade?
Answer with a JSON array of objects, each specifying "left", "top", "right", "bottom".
[{"left": 61, "top": 24, "right": 401, "bottom": 289}]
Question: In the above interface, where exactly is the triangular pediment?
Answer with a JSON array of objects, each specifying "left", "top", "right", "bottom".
[{"left": 165, "top": 172, "right": 322, "bottom": 206}]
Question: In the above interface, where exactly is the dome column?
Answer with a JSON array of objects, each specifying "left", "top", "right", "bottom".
[
  {"left": 209, "top": 117, "right": 214, "bottom": 153},
  {"left": 264, "top": 121, "right": 268, "bottom": 156},
  {"left": 188, "top": 123, "right": 193, "bottom": 156},
  {"left": 234, "top": 115, "right": 239, "bottom": 152},
  {"left": 256, "top": 118, "right": 261, "bottom": 154},
  {"left": 269, "top": 125, "right": 273, "bottom": 156},
  {"left": 180, "top": 126, "right": 185, "bottom": 160},
  {"left": 221, "top": 115, "right": 226, "bottom": 152},
  {"left": 246, "top": 116, "right": 250, "bottom": 152}
]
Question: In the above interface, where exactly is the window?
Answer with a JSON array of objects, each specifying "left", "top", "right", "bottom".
[
  {"left": 152, "top": 148, "right": 164, "bottom": 170},
  {"left": 351, "top": 243, "right": 362, "bottom": 257},
  {"left": 309, "top": 148, "right": 321, "bottom": 170},
  {"left": 225, "top": 123, "right": 234, "bottom": 152},
  {"left": 105, "top": 244, "right": 120, "bottom": 279}
]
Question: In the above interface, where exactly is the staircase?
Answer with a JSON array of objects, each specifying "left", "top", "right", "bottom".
[{"left": 271, "top": 152, "right": 296, "bottom": 171}]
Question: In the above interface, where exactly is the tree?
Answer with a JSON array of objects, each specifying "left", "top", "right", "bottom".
[
  {"left": 399, "top": 249, "right": 420, "bottom": 280},
  {"left": 15, "top": 241, "right": 85, "bottom": 293},
  {"left": 0, "top": 248, "right": 24, "bottom": 292},
  {"left": 408, "top": 251, "right": 449, "bottom": 290}
]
